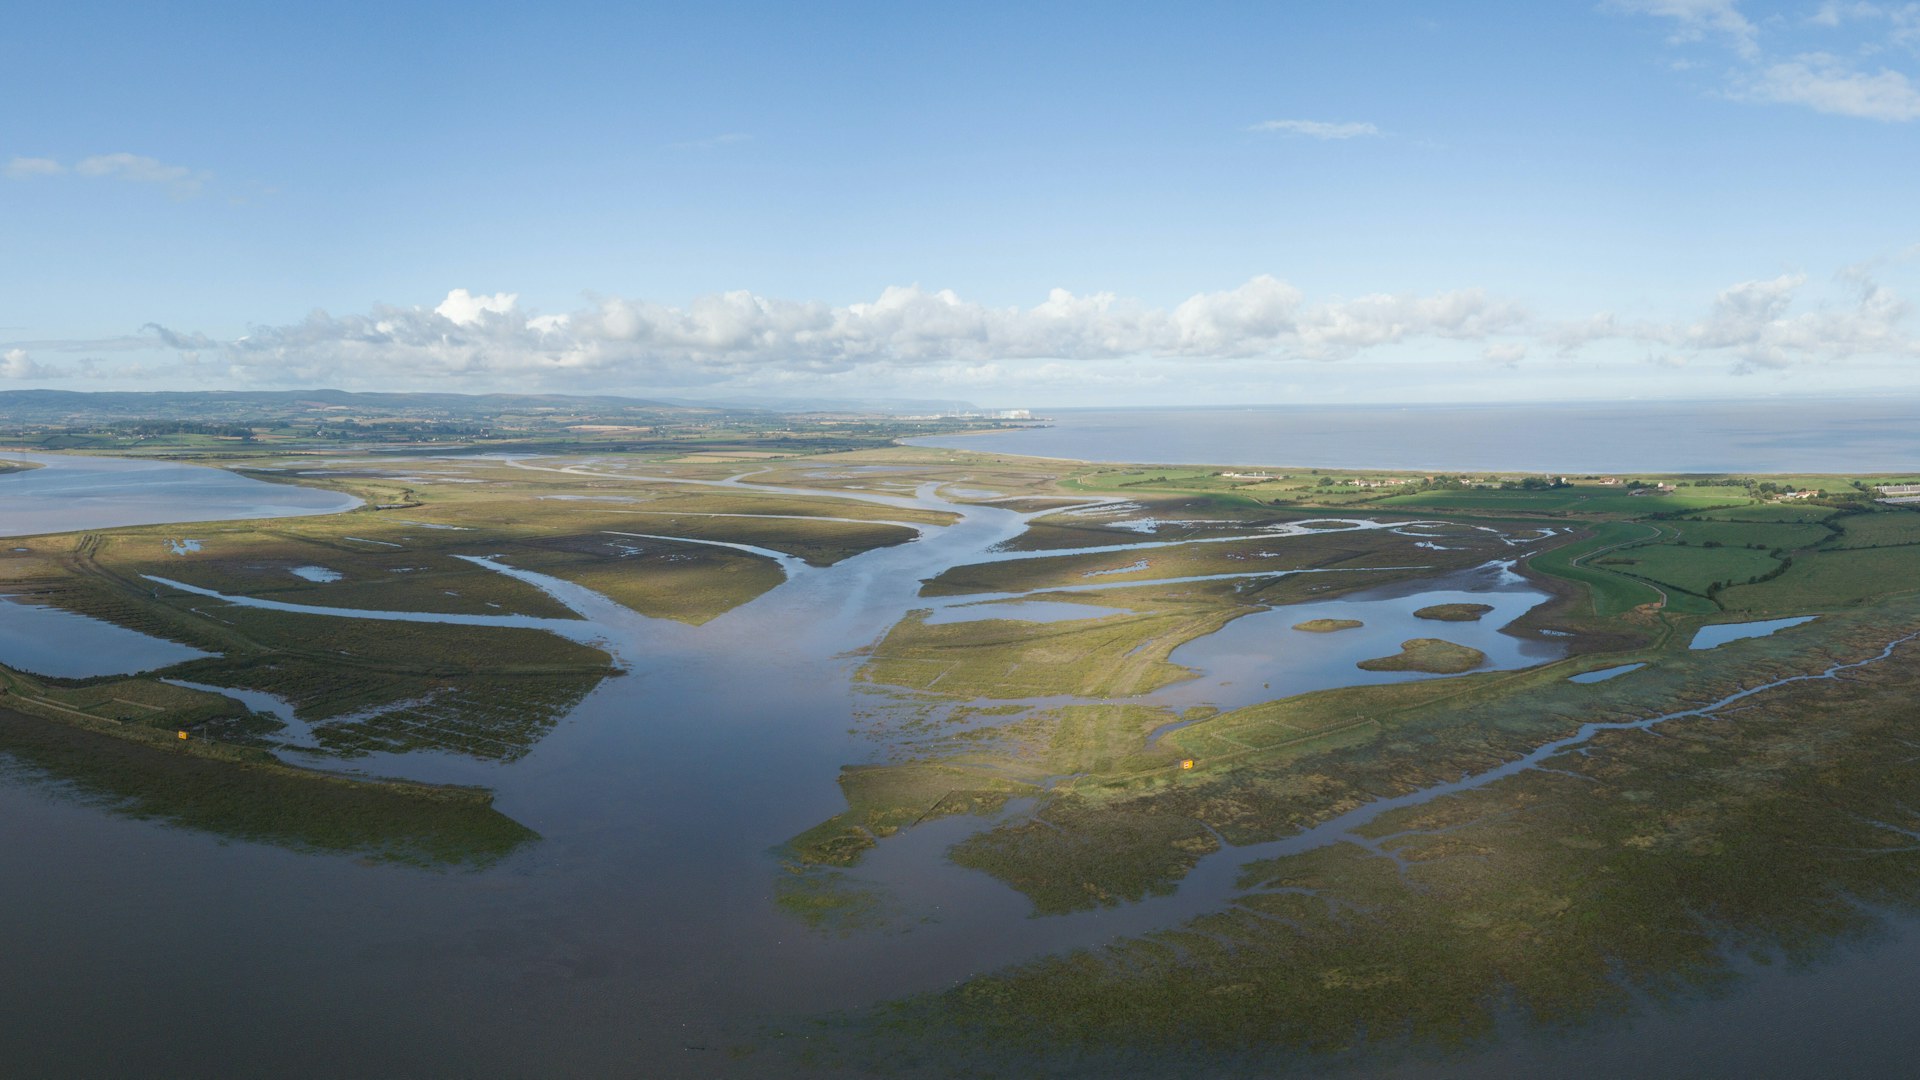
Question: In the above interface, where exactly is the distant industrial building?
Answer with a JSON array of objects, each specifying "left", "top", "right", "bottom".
[{"left": 1878, "top": 484, "right": 1920, "bottom": 496}]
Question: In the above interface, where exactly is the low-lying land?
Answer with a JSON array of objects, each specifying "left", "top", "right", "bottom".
[
  {"left": 845, "top": 616, "right": 1920, "bottom": 1073},
  {"left": 9, "top": 428, "right": 1920, "bottom": 1071},
  {"left": 753, "top": 451, "right": 1920, "bottom": 1069}
]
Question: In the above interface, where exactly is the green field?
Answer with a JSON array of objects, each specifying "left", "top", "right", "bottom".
[
  {"left": 1691, "top": 502, "right": 1838, "bottom": 523},
  {"left": 1377, "top": 487, "right": 1750, "bottom": 515},
  {"left": 1829, "top": 509, "right": 1920, "bottom": 549},
  {"left": 1525, "top": 522, "right": 1667, "bottom": 616},
  {"left": 1719, "top": 544, "right": 1920, "bottom": 612},
  {"left": 1662, "top": 519, "right": 1832, "bottom": 550},
  {"left": 1594, "top": 542, "right": 1781, "bottom": 596}
]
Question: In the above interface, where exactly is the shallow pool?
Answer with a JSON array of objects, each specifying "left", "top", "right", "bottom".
[
  {"left": 1157, "top": 560, "right": 1563, "bottom": 713},
  {"left": 1570, "top": 662, "right": 1646, "bottom": 683},
  {"left": 1691, "top": 616, "right": 1819, "bottom": 650},
  {"left": 0, "top": 597, "right": 212, "bottom": 678}
]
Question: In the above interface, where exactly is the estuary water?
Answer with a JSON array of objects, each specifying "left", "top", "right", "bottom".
[
  {"left": 0, "top": 597, "right": 211, "bottom": 677},
  {"left": 910, "top": 398, "right": 1920, "bottom": 474},
  {"left": 0, "top": 451, "right": 360, "bottom": 536},
  {"left": 2, "top": 452, "right": 1918, "bottom": 1078}
]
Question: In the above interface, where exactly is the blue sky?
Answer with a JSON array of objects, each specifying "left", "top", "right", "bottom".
[{"left": 3, "top": 1, "right": 1918, "bottom": 406}]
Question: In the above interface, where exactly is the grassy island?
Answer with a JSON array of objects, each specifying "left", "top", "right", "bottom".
[
  {"left": 1356, "top": 637, "right": 1488, "bottom": 673},
  {"left": 1293, "top": 617, "right": 1363, "bottom": 633},
  {"left": 1413, "top": 602, "right": 1495, "bottom": 621}
]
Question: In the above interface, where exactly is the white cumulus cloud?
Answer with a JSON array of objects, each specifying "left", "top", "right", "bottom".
[
  {"left": 1549, "top": 264, "right": 1920, "bottom": 371},
  {"left": 131, "top": 277, "right": 1525, "bottom": 390},
  {"left": 433, "top": 289, "right": 521, "bottom": 325},
  {"left": 1683, "top": 268, "right": 1913, "bottom": 368},
  {"left": 0, "top": 348, "right": 63, "bottom": 380}
]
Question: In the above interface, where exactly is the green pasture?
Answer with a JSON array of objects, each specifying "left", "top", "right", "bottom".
[
  {"left": 1661, "top": 519, "right": 1832, "bottom": 550},
  {"left": 1719, "top": 544, "right": 1920, "bottom": 612},
  {"left": 1377, "top": 487, "right": 1749, "bottom": 516},
  {"left": 1690, "top": 502, "right": 1838, "bottom": 523},
  {"left": 1594, "top": 543, "right": 1781, "bottom": 596},
  {"left": 1525, "top": 522, "right": 1667, "bottom": 616},
  {"left": 1828, "top": 509, "right": 1920, "bottom": 549}
]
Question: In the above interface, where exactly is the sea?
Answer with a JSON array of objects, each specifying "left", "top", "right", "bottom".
[{"left": 909, "top": 398, "right": 1920, "bottom": 474}]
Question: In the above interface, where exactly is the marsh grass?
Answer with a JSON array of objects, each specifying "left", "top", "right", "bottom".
[
  {"left": 1293, "top": 618, "right": 1363, "bottom": 633},
  {"left": 827, "top": 603, "right": 1920, "bottom": 1073},
  {"left": 0, "top": 705, "right": 535, "bottom": 867},
  {"left": 1355, "top": 638, "right": 1487, "bottom": 674},
  {"left": 1411, "top": 603, "right": 1493, "bottom": 622}
]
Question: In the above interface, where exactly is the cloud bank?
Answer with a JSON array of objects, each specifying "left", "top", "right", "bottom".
[
  {"left": 127, "top": 277, "right": 1523, "bottom": 389},
  {"left": 6, "top": 256, "right": 1911, "bottom": 397},
  {"left": 1551, "top": 263, "right": 1917, "bottom": 372}
]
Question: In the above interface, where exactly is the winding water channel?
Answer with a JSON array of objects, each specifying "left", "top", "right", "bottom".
[{"left": 2, "top": 452, "right": 1916, "bottom": 1076}]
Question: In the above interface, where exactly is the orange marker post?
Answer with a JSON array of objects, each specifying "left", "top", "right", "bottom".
[{"left": 1179, "top": 758, "right": 1195, "bottom": 770}]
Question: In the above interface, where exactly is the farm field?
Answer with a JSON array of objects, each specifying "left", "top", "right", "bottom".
[
  {"left": 1374, "top": 486, "right": 1748, "bottom": 515},
  {"left": 1593, "top": 542, "right": 1780, "bottom": 596},
  {"left": 1830, "top": 508, "right": 1920, "bottom": 549}
]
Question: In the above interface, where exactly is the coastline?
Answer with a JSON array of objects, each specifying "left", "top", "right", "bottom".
[{"left": 903, "top": 399, "right": 1920, "bottom": 475}]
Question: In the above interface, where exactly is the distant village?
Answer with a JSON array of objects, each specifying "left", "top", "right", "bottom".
[{"left": 1207, "top": 470, "right": 1900, "bottom": 504}]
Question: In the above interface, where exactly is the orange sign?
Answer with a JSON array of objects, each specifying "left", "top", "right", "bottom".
[
  {"left": 177, "top": 731, "right": 189, "bottom": 741},
  {"left": 1179, "top": 758, "right": 1195, "bottom": 770}
]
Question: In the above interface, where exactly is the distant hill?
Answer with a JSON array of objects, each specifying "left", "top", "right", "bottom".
[
  {"left": 0, "top": 389, "right": 721, "bottom": 424},
  {"left": 659, "top": 394, "right": 981, "bottom": 415}
]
